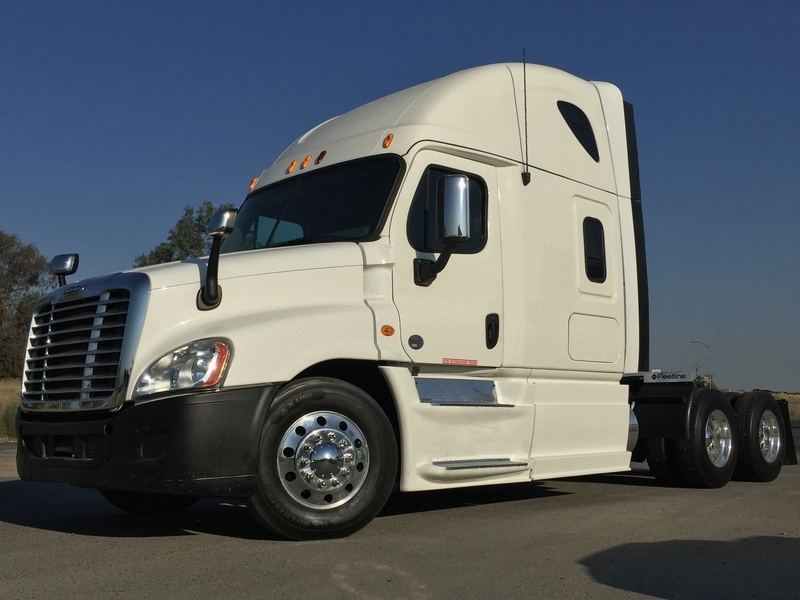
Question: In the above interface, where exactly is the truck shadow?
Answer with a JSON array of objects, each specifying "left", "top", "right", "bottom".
[
  {"left": 563, "top": 464, "right": 661, "bottom": 487},
  {"left": 0, "top": 480, "right": 278, "bottom": 540},
  {"left": 380, "top": 480, "right": 566, "bottom": 517},
  {"left": 580, "top": 537, "right": 800, "bottom": 598},
  {"left": 0, "top": 478, "right": 565, "bottom": 540}
]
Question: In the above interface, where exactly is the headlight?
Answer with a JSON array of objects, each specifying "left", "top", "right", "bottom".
[{"left": 134, "top": 339, "right": 232, "bottom": 398}]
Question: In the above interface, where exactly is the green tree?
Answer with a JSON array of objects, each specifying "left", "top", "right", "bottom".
[
  {"left": 0, "top": 231, "right": 55, "bottom": 378},
  {"left": 134, "top": 200, "right": 235, "bottom": 267}
]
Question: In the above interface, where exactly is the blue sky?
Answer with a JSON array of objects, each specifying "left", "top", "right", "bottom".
[{"left": 1, "top": 1, "right": 798, "bottom": 391}]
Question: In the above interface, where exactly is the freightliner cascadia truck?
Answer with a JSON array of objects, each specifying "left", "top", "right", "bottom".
[{"left": 16, "top": 63, "right": 796, "bottom": 540}]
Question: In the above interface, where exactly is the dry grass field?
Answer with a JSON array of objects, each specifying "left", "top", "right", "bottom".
[
  {"left": 0, "top": 378, "right": 20, "bottom": 441},
  {"left": 0, "top": 378, "right": 798, "bottom": 443},
  {"left": 772, "top": 391, "right": 800, "bottom": 423}
]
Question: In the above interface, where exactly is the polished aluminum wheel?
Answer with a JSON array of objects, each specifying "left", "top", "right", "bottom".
[
  {"left": 277, "top": 411, "right": 369, "bottom": 510},
  {"left": 705, "top": 409, "right": 733, "bottom": 467},
  {"left": 758, "top": 409, "right": 782, "bottom": 464}
]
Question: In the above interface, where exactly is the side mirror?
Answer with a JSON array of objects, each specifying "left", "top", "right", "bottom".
[
  {"left": 415, "top": 175, "right": 471, "bottom": 286},
  {"left": 437, "top": 175, "right": 470, "bottom": 244},
  {"left": 207, "top": 209, "right": 237, "bottom": 238},
  {"left": 198, "top": 209, "right": 238, "bottom": 310},
  {"left": 51, "top": 253, "right": 79, "bottom": 287}
]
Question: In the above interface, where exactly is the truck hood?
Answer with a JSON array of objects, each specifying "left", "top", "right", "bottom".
[{"left": 126, "top": 242, "right": 366, "bottom": 291}]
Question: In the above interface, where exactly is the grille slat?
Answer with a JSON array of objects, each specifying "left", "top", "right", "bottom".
[
  {"left": 29, "top": 324, "right": 126, "bottom": 343},
  {"left": 22, "top": 289, "right": 130, "bottom": 409},
  {"left": 26, "top": 347, "right": 123, "bottom": 362},
  {"left": 27, "top": 333, "right": 125, "bottom": 352}
]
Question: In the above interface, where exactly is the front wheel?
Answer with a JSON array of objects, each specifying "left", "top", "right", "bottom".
[{"left": 248, "top": 378, "right": 398, "bottom": 540}]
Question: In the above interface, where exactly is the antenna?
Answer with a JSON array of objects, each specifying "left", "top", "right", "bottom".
[{"left": 522, "top": 48, "right": 531, "bottom": 186}]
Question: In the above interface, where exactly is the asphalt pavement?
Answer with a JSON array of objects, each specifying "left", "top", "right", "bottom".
[{"left": 1, "top": 433, "right": 799, "bottom": 599}]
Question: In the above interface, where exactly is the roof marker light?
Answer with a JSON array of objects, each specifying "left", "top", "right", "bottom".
[
  {"left": 249, "top": 177, "right": 259, "bottom": 191},
  {"left": 315, "top": 151, "right": 327, "bottom": 165},
  {"left": 383, "top": 134, "right": 394, "bottom": 149},
  {"left": 381, "top": 325, "right": 395, "bottom": 337},
  {"left": 301, "top": 155, "right": 313, "bottom": 169},
  {"left": 286, "top": 160, "right": 298, "bottom": 174}
]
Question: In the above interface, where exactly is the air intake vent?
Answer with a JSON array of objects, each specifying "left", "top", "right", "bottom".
[{"left": 23, "top": 290, "right": 130, "bottom": 410}]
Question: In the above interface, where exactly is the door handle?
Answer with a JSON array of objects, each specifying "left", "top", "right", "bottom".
[{"left": 486, "top": 313, "right": 500, "bottom": 349}]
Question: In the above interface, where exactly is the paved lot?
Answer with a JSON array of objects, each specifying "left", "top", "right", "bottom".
[{"left": 1, "top": 437, "right": 799, "bottom": 600}]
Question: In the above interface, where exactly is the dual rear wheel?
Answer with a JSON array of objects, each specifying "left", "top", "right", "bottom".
[{"left": 646, "top": 389, "right": 786, "bottom": 488}]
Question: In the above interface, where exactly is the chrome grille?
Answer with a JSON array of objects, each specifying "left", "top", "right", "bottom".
[{"left": 23, "top": 290, "right": 130, "bottom": 408}]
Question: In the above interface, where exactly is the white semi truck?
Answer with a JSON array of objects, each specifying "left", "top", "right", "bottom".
[{"left": 17, "top": 63, "right": 796, "bottom": 540}]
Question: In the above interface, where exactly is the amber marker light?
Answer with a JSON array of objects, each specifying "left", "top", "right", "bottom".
[
  {"left": 286, "top": 160, "right": 298, "bottom": 174},
  {"left": 381, "top": 325, "right": 395, "bottom": 336},
  {"left": 315, "top": 151, "right": 327, "bottom": 165},
  {"left": 382, "top": 134, "right": 394, "bottom": 149},
  {"left": 301, "top": 155, "right": 313, "bottom": 169},
  {"left": 248, "top": 177, "right": 259, "bottom": 191}
]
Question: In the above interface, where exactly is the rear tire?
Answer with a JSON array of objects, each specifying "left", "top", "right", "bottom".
[
  {"left": 646, "top": 437, "right": 685, "bottom": 486},
  {"left": 248, "top": 378, "right": 397, "bottom": 540},
  {"left": 733, "top": 391, "right": 785, "bottom": 482},
  {"left": 676, "top": 389, "right": 737, "bottom": 488},
  {"left": 100, "top": 490, "right": 199, "bottom": 514}
]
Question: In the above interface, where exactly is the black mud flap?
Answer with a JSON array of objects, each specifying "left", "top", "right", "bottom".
[{"left": 777, "top": 399, "right": 798, "bottom": 465}]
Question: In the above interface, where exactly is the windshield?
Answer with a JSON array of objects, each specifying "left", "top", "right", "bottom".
[{"left": 222, "top": 155, "right": 402, "bottom": 253}]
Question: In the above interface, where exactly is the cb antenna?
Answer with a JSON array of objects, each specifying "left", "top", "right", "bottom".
[{"left": 522, "top": 48, "right": 531, "bottom": 186}]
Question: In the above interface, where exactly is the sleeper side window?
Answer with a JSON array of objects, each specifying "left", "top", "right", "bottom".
[
  {"left": 407, "top": 166, "right": 486, "bottom": 254},
  {"left": 583, "top": 217, "right": 606, "bottom": 283},
  {"left": 558, "top": 101, "right": 600, "bottom": 162}
]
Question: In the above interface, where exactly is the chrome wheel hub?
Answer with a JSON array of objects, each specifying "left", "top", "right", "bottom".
[
  {"left": 758, "top": 409, "right": 781, "bottom": 463},
  {"left": 278, "top": 411, "right": 368, "bottom": 510},
  {"left": 705, "top": 409, "right": 733, "bottom": 467}
]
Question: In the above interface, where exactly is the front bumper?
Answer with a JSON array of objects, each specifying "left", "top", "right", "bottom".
[{"left": 16, "top": 385, "right": 278, "bottom": 497}]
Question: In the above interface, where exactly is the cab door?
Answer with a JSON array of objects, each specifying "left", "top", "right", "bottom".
[{"left": 390, "top": 152, "right": 503, "bottom": 367}]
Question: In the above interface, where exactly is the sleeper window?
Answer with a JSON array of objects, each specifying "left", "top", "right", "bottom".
[
  {"left": 583, "top": 217, "right": 606, "bottom": 283},
  {"left": 558, "top": 101, "right": 600, "bottom": 162}
]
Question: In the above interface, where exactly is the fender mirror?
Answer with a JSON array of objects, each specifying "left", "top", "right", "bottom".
[
  {"left": 51, "top": 253, "right": 80, "bottom": 287},
  {"left": 198, "top": 209, "right": 238, "bottom": 310}
]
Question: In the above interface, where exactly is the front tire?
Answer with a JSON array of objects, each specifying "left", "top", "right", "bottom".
[
  {"left": 733, "top": 391, "right": 785, "bottom": 482},
  {"left": 676, "top": 389, "right": 737, "bottom": 488},
  {"left": 248, "top": 378, "right": 397, "bottom": 540}
]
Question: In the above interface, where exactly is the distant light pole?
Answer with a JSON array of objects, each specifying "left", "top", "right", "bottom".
[{"left": 692, "top": 340, "right": 712, "bottom": 384}]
